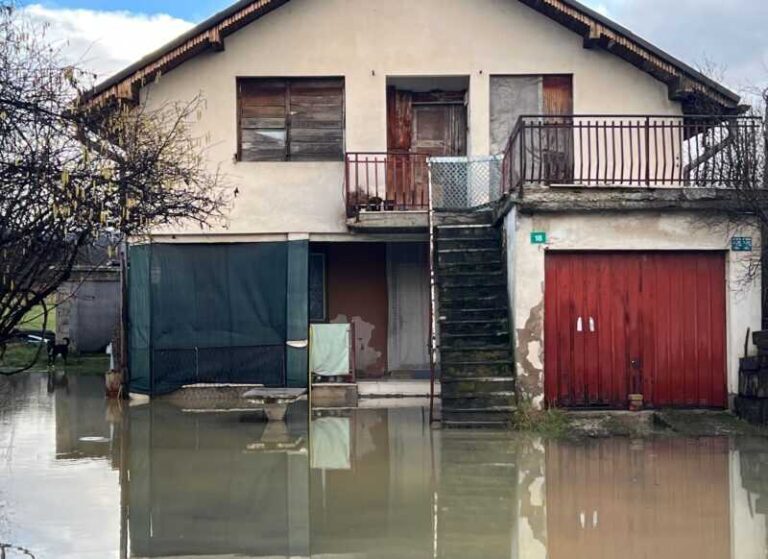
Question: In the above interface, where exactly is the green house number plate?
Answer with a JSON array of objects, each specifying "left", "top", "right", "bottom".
[
  {"left": 731, "top": 237, "right": 752, "bottom": 252},
  {"left": 531, "top": 232, "right": 547, "bottom": 244}
]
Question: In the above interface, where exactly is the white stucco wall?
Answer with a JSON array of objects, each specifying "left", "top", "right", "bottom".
[
  {"left": 137, "top": 0, "right": 682, "bottom": 237},
  {"left": 510, "top": 211, "right": 761, "bottom": 408}
]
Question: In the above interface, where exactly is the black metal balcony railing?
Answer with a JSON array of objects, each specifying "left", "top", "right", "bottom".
[{"left": 501, "top": 115, "right": 762, "bottom": 192}]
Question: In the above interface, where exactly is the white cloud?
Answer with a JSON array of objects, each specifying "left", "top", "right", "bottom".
[
  {"left": 23, "top": 4, "right": 194, "bottom": 82},
  {"left": 582, "top": 0, "right": 768, "bottom": 95}
]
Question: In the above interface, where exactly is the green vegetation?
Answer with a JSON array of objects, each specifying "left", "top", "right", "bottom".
[
  {"left": 17, "top": 303, "right": 56, "bottom": 333},
  {"left": 511, "top": 403, "right": 570, "bottom": 437},
  {"left": 1, "top": 343, "right": 108, "bottom": 375}
]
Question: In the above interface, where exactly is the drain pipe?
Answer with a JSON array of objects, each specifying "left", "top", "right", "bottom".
[{"left": 427, "top": 160, "right": 438, "bottom": 423}]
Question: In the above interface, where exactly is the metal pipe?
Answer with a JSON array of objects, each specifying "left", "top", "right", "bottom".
[{"left": 427, "top": 160, "right": 438, "bottom": 424}]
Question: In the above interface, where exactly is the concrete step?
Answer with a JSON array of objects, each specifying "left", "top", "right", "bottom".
[
  {"left": 441, "top": 378, "right": 516, "bottom": 397},
  {"left": 437, "top": 237, "right": 501, "bottom": 251},
  {"left": 439, "top": 292, "right": 508, "bottom": 310},
  {"left": 438, "top": 283, "right": 507, "bottom": 300},
  {"left": 439, "top": 306, "right": 508, "bottom": 322},
  {"left": 440, "top": 318, "right": 509, "bottom": 335},
  {"left": 440, "top": 331, "right": 510, "bottom": 349},
  {"left": 434, "top": 211, "right": 494, "bottom": 227},
  {"left": 439, "top": 271, "right": 505, "bottom": 288},
  {"left": 442, "top": 392, "right": 517, "bottom": 409},
  {"left": 437, "top": 248, "right": 499, "bottom": 265},
  {"left": 436, "top": 226, "right": 499, "bottom": 240},
  {"left": 440, "top": 347, "right": 512, "bottom": 363},
  {"left": 436, "top": 260, "right": 504, "bottom": 275},
  {"left": 442, "top": 361, "right": 514, "bottom": 378}
]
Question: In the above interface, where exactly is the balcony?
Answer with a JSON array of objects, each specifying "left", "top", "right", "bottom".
[
  {"left": 344, "top": 115, "right": 762, "bottom": 220},
  {"left": 502, "top": 114, "right": 762, "bottom": 191}
]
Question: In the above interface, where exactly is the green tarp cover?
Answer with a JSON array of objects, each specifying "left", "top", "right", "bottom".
[{"left": 128, "top": 242, "right": 301, "bottom": 394}]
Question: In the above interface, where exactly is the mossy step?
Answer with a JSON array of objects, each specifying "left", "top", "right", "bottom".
[
  {"left": 437, "top": 237, "right": 501, "bottom": 251},
  {"left": 436, "top": 224, "right": 498, "bottom": 237},
  {"left": 440, "top": 348, "right": 512, "bottom": 362},
  {"left": 438, "top": 284, "right": 507, "bottom": 299},
  {"left": 437, "top": 249, "right": 499, "bottom": 265},
  {"left": 442, "top": 393, "right": 517, "bottom": 409},
  {"left": 440, "top": 307, "right": 508, "bottom": 321},
  {"left": 439, "top": 293, "right": 508, "bottom": 309},
  {"left": 441, "top": 363, "right": 514, "bottom": 378},
  {"left": 436, "top": 261, "right": 504, "bottom": 274},
  {"left": 441, "top": 379, "right": 516, "bottom": 398}
]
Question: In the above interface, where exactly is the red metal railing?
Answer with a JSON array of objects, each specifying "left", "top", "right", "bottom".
[
  {"left": 345, "top": 152, "right": 430, "bottom": 216},
  {"left": 502, "top": 114, "right": 762, "bottom": 192}
]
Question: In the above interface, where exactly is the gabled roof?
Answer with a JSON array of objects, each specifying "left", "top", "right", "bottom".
[{"left": 84, "top": 0, "right": 743, "bottom": 113}]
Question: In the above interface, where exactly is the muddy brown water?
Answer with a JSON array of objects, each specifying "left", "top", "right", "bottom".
[{"left": 1, "top": 373, "right": 768, "bottom": 558}]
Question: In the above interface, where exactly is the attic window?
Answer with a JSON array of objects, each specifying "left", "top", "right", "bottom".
[{"left": 237, "top": 77, "right": 344, "bottom": 162}]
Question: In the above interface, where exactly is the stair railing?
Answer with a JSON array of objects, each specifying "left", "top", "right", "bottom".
[{"left": 427, "top": 159, "right": 439, "bottom": 423}]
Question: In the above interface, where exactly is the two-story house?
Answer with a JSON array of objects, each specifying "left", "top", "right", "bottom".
[{"left": 87, "top": 0, "right": 762, "bottom": 425}]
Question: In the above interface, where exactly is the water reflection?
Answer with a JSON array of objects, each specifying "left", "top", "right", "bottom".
[{"left": 1, "top": 374, "right": 768, "bottom": 558}]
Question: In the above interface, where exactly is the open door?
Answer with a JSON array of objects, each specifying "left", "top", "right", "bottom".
[{"left": 386, "top": 87, "right": 467, "bottom": 209}]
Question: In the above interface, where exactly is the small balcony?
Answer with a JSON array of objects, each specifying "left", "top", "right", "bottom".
[{"left": 345, "top": 152, "right": 430, "bottom": 216}]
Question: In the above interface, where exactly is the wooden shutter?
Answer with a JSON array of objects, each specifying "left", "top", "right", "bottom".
[
  {"left": 239, "top": 79, "right": 288, "bottom": 161},
  {"left": 288, "top": 79, "right": 344, "bottom": 161},
  {"left": 238, "top": 78, "right": 344, "bottom": 162}
]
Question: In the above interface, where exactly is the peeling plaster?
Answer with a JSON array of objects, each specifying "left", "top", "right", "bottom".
[
  {"left": 516, "top": 296, "right": 544, "bottom": 406},
  {"left": 332, "top": 313, "right": 382, "bottom": 372}
]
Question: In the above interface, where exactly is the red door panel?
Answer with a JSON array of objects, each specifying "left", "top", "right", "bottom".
[{"left": 545, "top": 251, "right": 727, "bottom": 409}]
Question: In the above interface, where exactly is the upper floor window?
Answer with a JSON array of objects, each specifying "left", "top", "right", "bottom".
[{"left": 237, "top": 77, "right": 344, "bottom": 162}]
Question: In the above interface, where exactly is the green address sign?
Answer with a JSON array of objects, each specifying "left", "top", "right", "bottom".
[{"left": 731, "top": 237, "right": 753, "bottom": 252}]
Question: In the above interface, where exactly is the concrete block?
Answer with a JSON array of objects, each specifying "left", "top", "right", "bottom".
[{"left": 311, "top": 383, "right": 358, "bottom": 407}]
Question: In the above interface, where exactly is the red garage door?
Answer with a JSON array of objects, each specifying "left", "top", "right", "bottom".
[{"left": 544, "top": 252, "right": 727, "bottom": 409}]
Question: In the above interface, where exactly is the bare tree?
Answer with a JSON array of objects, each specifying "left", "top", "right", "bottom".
[{"left": 0, "top": 4, "right": 229, "bottom": 372}]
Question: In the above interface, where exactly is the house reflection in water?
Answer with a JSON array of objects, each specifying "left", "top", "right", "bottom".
[
  {"left": 44, "top": 375, "right": 768, "bottom": 559},
  {"left": 127, "top": 402, "right": 310, "bottom": 558}
]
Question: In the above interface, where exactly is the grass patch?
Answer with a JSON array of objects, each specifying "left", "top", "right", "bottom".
[
  {"left": 511, "top": 404, "right": 570, "bottom": 437},
  {"left": 16, "top": 303, "right": 56, "bottom": 333},
  {"left": 1, "top": 342, "right": 108, "bottom": 374}
]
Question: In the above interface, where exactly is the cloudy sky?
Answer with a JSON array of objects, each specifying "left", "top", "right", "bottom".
[{"left": 24, "top": 0, "right": 768, "bottom": 94}]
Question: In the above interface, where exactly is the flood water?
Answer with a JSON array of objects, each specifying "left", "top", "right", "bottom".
[{"left": 2, "top": 374, "right": 768, "bottom": 558}]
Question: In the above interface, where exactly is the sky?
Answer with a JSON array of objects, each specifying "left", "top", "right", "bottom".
[{"left": 22, "top": 0, "right": 768, "bottom": 96}]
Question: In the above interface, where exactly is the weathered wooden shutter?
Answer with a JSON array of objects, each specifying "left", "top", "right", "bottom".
[
  {"left": 239, "top": 79, "right": 288, "bottom": 161},
  {"left": 542, "top": 75, "right": 574, "bottom": 182},
  {"left": 288, "top": 79, "right": 344, "bottom": 161},
  {"left": 238, "top": 78, "right": 344, "bottom": 161}
]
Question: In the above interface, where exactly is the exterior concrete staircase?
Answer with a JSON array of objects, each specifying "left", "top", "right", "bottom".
[{"left": 435, "top": 212, "right": 516, "bottom": 427}]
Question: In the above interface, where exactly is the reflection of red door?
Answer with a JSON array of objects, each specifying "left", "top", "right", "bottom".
[
  {"left": 546, "top": 438, "right": 731, "bottom": 559},
  {"left": 544, "top": 251, "right": 727, "bottom": 408}
]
